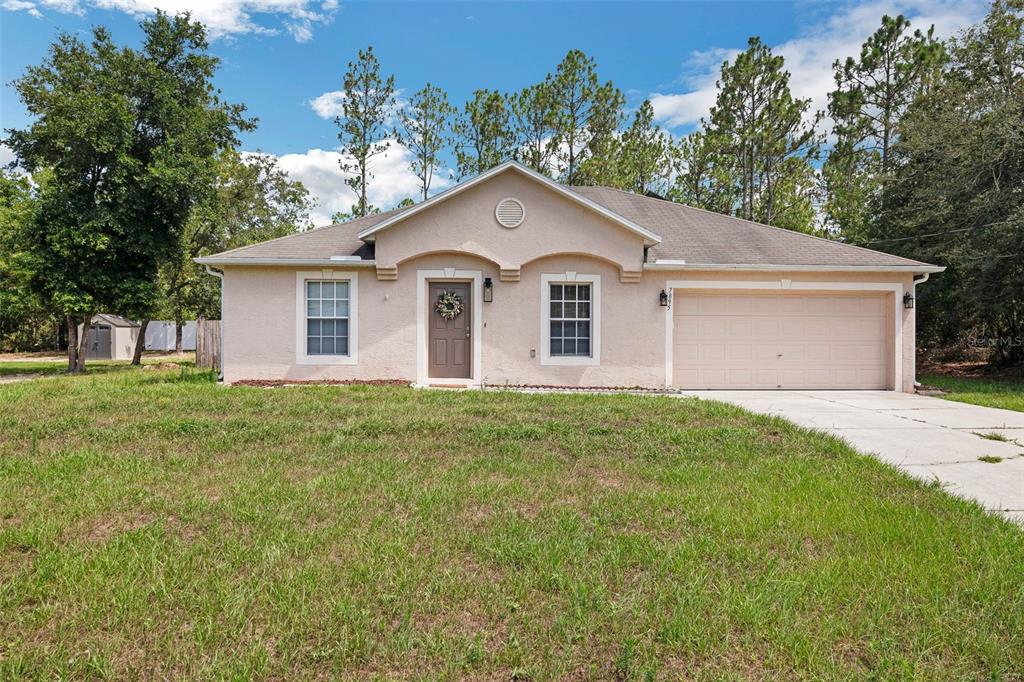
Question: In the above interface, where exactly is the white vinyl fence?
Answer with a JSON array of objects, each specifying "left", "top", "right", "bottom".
[{"left": 145, "top": 321, "right": 198, "bottom": 351}]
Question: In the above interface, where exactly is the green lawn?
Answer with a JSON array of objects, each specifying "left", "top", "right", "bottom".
[
  {"left": 0, "top": 356, "right": 190, "bottom": 377},
  {"left": 920, "top": 373, "right": 1024, "bottom": 413},
  {"left": 1, "top": 369, "right": 1022, "bottom": 679}
]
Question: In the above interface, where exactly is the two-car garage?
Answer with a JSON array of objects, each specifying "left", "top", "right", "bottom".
[{"left": 671, "top": 289, "right": 896, "bottom": 390}]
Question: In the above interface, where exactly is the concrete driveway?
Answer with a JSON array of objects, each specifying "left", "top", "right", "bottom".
[{"left": 676, "top": 390, "right": 1024, "bottom": 525}]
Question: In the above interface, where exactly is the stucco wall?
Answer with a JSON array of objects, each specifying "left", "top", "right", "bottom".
[
  {"left": 221, "top": 259, "right": 917, "bottom": 391},
  {"left": 373, "top": 172, "right": 647, "bottom": 274}
]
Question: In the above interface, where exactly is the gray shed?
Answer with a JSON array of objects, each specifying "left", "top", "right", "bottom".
[{"left": 86, "top": 314, "right": 140, "bottom": 360}]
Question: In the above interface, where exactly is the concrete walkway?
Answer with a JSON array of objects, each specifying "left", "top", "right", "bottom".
[{"left": 675, "top": 390, "right": 1024, "bottom": 525}]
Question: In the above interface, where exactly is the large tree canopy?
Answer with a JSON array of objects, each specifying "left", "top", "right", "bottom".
[
  {"left": 4, "top": 11, "right": 250, "bottom": 371},
  {"left": 875, "top": 0, "right": 1024, "bottom": 363}
]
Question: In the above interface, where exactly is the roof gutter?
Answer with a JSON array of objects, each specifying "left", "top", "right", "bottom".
[
  {"left": 194, "top": 257, "right": 377, "bottom": 268},
  {"left": 643, "top": 261, "right": 946, "bottom": 274}
]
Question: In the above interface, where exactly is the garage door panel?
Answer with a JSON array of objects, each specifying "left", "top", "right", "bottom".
[
  {"left": 700, "top": 319, "right": 727, "bottom": 336},
  {"left": 753, "top": 344, "right": 778, "bottom": 361},
  {"left": 805, "top": 344, "right": 830, "bottom": 362},
  {"left": 726, "top": 344, "right": 752, "bottom": 361},
  {"left": 673, "top": 291, "right": 891, "bottom": 390},
  {"left": 727, "top": 319, "right": 752, "bottom": 336}
]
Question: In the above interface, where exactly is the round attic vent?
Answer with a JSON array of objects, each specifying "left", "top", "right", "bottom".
[{"left": 495, "top": 197, "right": 526, "bottom": 228}]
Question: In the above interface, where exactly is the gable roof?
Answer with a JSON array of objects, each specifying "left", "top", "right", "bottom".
[
  {"left": 573, "top": 186, "right": 939, "bottom": 270},
  {"left": 355, "top": 161, "right": 661, "bottom": 245},
  {"left": 196, "top": 168, "right": 940, "bottom": 273}
]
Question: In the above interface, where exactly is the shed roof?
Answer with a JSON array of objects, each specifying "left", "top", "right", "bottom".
[{"left": 91, "top": 314, "right": 139, "bottom": 328}]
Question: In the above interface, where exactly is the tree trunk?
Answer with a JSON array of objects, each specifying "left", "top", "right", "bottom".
[
  {"left": 66, "top": 315, "right": 90, "bottom": 374},
  {"left": 174, "top": 313, "right": 183, "bottom": 353},
  {"left": 132, "top": 319, "right": 150, "bottom": 366},
  {"left": 66, "top": 316, "right": 78, "bottom": 373}
]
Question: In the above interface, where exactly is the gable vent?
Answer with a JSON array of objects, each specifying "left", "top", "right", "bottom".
[{"left": 495, "top": 197, "right": 526, "bottom": 228}]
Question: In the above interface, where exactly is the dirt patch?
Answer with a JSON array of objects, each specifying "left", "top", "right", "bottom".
[
  {"left": 82, "top": 512, "right": 156, "bottom": 543},
  {"left": 0, "top": 373, "right": 41, "bottom": 384},
  {"left": 142, "top": 362, "right": 182, "bottom": 371},
  {"left": 919, "top": 359, "right": 1024, "bottom": 381}
]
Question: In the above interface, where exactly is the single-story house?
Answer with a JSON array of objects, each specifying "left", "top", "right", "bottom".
[
  {"left": 85, "top": 314, "right": 140, "bottom": 360},
  {"left": 196, "top": 161, "right": 943, "bottom": 391}
]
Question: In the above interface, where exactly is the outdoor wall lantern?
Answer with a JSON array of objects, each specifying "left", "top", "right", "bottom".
[
  {"left": 903, "top": 292, "right": 914, "bottom": 309},
  {"left": 659, "top": 289, "right": 669, "bottom": 307},
  {"left": 484, "top": 277, "right": 493, "bottom": 303}
]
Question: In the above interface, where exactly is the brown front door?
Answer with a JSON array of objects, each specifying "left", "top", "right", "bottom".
[{"left": 428, "top": 282, "right": 471, "bottom": 379}]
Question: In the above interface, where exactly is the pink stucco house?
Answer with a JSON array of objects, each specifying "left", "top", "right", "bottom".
[{"left": 196, "top": 161, "right": 942, "bottom": 391}]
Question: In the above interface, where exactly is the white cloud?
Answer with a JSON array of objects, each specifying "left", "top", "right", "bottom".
[
  {"left": 308, "top": 88, "right": 406, "bottom": 122},
  {"left": 2, "top": 0, "right": 43, "bottom": 17},
  {"left": 309, "top": 90, "right": 345, "bottom": 119},
  {"left": 269, "top": 143, "right": 453, "bottom": 225},
  {"left": 650, "top": 0, "right": 987, "bottom": 130},
  {"left": 3, "top": 0, "right": 338, "bottom": 41},
  {"left": 0, "top": 143, "right": 18, "bottom": 168}
]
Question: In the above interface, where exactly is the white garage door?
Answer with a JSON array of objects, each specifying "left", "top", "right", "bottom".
[{"left": 672, "top": 291, "right": 892, "bottom": 390}]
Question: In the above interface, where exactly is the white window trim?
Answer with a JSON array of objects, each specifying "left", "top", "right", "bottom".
[
  {"left": 294, "top": 270, "right": 358, "bottom": 365},
  {"left": 663, "top": 279, "right": 904, "bottom": 391},
  {"left": 540, "top": 272, "right": 601, "bottom": 366},
  {"left": 415, "top": 268, "right": 483, "bottom": 387}
]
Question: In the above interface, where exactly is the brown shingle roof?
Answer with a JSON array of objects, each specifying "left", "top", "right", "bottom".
[
  {"left": 200, "top": 181, "right": 934, "bottom": 270},
  {"left": 202, "top": 208, "right": 401, "bottom": 261},
  {"left": 572, "top": 186, "right": 932, "bottom": 268}
]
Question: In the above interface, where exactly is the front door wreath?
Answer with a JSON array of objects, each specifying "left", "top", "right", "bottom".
[{"left": 435, "top": 290, "right": 464, "bottom": 320}]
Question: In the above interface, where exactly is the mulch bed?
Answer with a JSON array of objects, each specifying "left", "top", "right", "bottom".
[
  {"left": 488, "top": 384, "right": 679, "bottom": 394},
  {"left": 232, "top": 378, "right": 411, "bottom": 388}
]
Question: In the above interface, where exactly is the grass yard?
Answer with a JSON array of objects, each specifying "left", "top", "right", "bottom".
[
  {"left": 920, "top": 373, "right": 1024, "bottom": 413},
  {"left": 1, "top": 369, "right": 1022, "bottom": 679},
  {"left": 0, "top": 355, "right": 190, "bottom": 378}
]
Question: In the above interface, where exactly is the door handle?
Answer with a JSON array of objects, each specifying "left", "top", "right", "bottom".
[{"left": 466, "top": 330, "right": 471, "bottom": 338}]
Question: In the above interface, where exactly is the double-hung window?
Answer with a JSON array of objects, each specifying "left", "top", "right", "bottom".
[
  {"left": 295, "top": 272, "right": 358, "bottom": 365},
  {"left": 549, "top": 284, "right": 591, "bottom": 357},
  {"left": 306, "top": 280, "right": 350, "bottom": 355},
  {"left": 541, "top": 273, "right": 600, "bottom": 366}
]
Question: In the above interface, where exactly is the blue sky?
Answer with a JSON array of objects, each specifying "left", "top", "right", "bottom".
[{"left": 1, "top": 0, "right": 986, "bottom": 224}]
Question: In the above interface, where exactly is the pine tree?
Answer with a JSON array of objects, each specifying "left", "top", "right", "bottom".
[
  {"left": 453, "top": 89, "right": 514, "bottom": 178},
  {"left": 510, "top": 80, "right": 558, "bottom": 175},
  {"left": 617, "top": 100, "right": 670, "bottom": 194},
  {"left": 670, "top": 130, "right": 738, "bottom": 214},
  {"left": 396, "top": 83, "right": 454, "bottom": 200},
  {"left": 549, "top": 50, "right": 624, "bottom": 185},
  {"left": 704, "top": 37, "right": 822, "bottom": 231},
  {"left": 823, "top": 15, "right": 945, "bottom": 239},
  {"left": 335, "top": 46, "right": 395, "bottom": 218}
]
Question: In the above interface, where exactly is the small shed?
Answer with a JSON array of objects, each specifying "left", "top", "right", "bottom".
[{"left": 86, "top": 314, "right": 140, "bottom": 360}]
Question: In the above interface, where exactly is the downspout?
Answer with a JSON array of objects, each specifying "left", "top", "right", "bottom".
[
  {"left": 911, "top": 273, "right": 930, "bottom": 390},
  {"left": 204, "top": 265, "right": 225, "bottom": 381}
]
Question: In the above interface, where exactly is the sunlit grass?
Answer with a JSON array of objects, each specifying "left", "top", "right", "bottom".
[
  {"left": 1, "top": 368, "right": 1021, "bottom": 678},
  {"left": 921, "top": 373, "right": 1024, "bottom": 413}
]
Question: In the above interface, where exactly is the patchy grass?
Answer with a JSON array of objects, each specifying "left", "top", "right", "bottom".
[
  {"left": 0, "top": 356, "right": 191, "bottom": 377},
  {"left": 1, "top": 369, "right": 1022, "bottom": 679},
  {"left": 921, "top": 373, "right": 1024, "bottom": 413},
  {"left": 974, "top": 432, "right": 1012, "bottom": 442},
  {"left": 977, "top": 455, "right": 1004, "bottom": 464}
]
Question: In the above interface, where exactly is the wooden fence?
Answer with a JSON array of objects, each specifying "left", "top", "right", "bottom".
[{"left": 195, "top": 318, "right": 221, "bottom": 372}]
